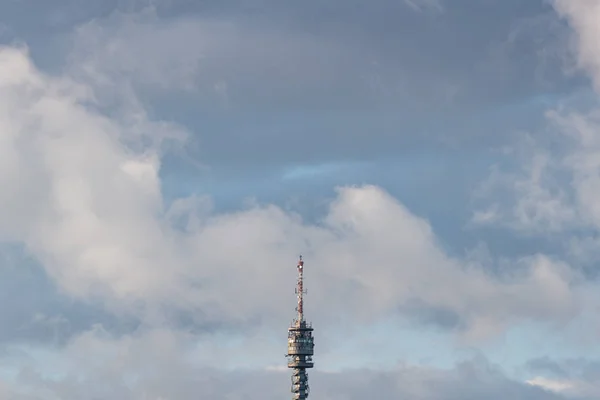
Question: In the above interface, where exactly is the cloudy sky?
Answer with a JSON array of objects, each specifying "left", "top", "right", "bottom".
[{"left": 2, "top": 0, "right": 600, "bottom": 398}]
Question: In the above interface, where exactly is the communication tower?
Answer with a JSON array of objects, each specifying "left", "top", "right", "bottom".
[{"left": 286, "top": 255, "right": 315, "bottom": 400}]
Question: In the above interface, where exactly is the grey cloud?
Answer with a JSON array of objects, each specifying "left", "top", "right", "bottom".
[
  {"left": 0, "top": 0, "right": 579, "bottom": 113},
  {"left": 38, "top": 0, "right": 578, "bottom": 190},
  {"left": 404, "top": 0, "right": 443, "bottom": 13},
  {"left": 0, "top": 0, "right": 576, "bottom": 199},
  {"left": 531, "top": 358, "right": 600, "bottom": 381},
  {"left": 317, "top": 361, "right": 567, "bottom": 400},
  {"left": 0, "top": 245, "right": 139, "bottom": 347},
  {"left": 528, "top": 357, "right": 571, "bottom": 378},
  {"left": 66, "top": 1, "right": 573, "bottom": 110},
  {"left": 400, "top": 298, "right": 465, "bottom": 331},
  {"left": 0, "top": 334, "right": 576, "bottom": 400},
  {"left": 0, "top": 4, "right": 596, "bottom": 399}
]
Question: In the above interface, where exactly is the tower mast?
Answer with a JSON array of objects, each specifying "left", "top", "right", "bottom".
[{"left": 286, "top": 255, "right": 315, "bottom": 400}]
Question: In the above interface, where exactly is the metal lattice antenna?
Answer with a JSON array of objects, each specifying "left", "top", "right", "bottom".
[
  {"left": 296, "top": 255, "right": 305, "bottom": 323},
  {"left": 286, "top": 255, "right": 315, "bottom": 400}
]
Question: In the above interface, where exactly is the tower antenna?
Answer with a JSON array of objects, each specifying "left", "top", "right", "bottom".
[{"left": 297, "top": 255, "right": 305, "bottom": 321}]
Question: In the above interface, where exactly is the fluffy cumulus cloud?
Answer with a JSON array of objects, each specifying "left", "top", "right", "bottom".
[
  {"left": 1, "top": 0, "right": 600, "bottom": 399},
  {"left": 0, "top": 43, "right": 584, "bottom": 398},
  {"left": 0, "top": 46, "right": 584, "bottom": 336}
]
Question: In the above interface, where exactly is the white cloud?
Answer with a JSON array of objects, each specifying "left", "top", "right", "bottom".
[
  {"left": 527, "top": 376, "right": 574, "bottom": 393},
  {"left": 0, "top": 3, "right": 596, "bottom": 399},
  {"left": 0, "top": 42, "right": 586, "bottom": 343},
  {"left": 527, "top": 375, "right": 600, "bottom": 398},
  {"left": 0, "top": 45, "right": 186, "bottom": 310},
  {"left": 554, "top": 0, "right": 600, "bottom": 90}
]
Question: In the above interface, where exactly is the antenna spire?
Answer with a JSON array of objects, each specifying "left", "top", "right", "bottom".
[{"left": 297, "top": 255, "right": 305, "bottom": 322}]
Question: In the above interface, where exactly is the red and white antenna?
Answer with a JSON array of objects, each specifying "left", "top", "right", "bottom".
[{"left": 296, "top": 255, "right": 305, "bottom": 322}]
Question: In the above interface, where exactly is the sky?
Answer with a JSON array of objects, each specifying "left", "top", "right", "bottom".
[{"left": 2, "top": 0, "right": 600, "bottom": 398}]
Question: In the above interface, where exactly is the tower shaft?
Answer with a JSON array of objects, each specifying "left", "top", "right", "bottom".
[{"left": 286, "top": 256, "right": 314, "bottom": 400}]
